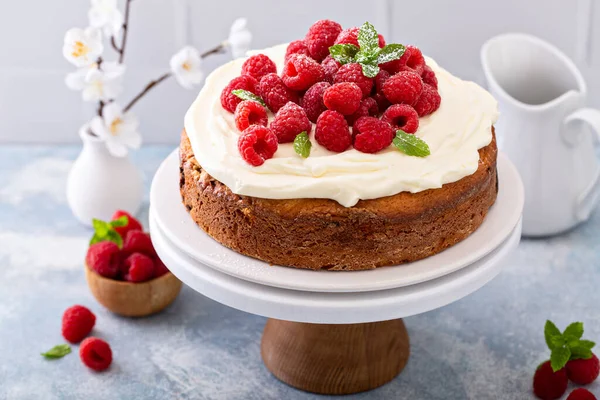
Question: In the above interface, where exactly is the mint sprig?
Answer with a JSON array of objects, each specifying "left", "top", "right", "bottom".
[
  {"left": 232, "top": 89, "right": 267, "bottom": 108},
  {"left": 41, "top": 344, "right": 71, "bottom": 359},
  {"left": 293, "top": 131, "right": 311, "bottom": 158},
  {"left": 392, "top": 130, "right": 430, "bottom": 157},
  {"left": 89, "top": 215, "right": 128, "bottom": 248},
  {"left": 544, "top": 320, "right": 596, "bottom": 372},
  {"left": 329, "top": 21, "right": 406, "bottom": 79}
]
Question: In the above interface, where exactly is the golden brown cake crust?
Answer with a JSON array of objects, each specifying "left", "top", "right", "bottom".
[{"left": 179, "top": 129, "right": 498, "bottom": 270}]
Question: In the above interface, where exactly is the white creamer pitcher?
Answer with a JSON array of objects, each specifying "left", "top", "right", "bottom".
[{"left": 481, "top": 33, "right": 600, "bottom": 236}]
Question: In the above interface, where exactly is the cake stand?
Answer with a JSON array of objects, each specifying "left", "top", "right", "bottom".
[{"left": 149, "top": 150, "right": 524, "bottom": 395}]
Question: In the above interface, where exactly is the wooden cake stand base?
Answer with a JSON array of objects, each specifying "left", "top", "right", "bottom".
[{"left": 261, "top": 318, "right": 410, "bottom": 395}]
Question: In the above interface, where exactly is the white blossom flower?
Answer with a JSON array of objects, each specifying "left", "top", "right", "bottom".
[
  {"left": 90, "top": 103, "right": 141, "bottom": 157},
  {"left": 169, "top": 46, "right": 204, "bottom": 89},
  {"left": 88, "top": 0, "right": 124, "bottom": 37},
  {"left": 63, "top": 27, "right": 103, "bottom": 67},
  {"left": 227, "top": 18, "right": 252, "bottom": 59},
  {"left": 65, "top": 62, "right": 125, "bottom": 102}
]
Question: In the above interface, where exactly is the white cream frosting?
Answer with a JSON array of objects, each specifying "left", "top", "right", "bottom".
[{"left": 184, "top": 44, "right": 499, "bottom": 207}]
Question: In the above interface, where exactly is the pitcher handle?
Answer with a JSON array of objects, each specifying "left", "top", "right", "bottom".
[{"left": 563, "top": 108, "right": 600, "bottom": 222}]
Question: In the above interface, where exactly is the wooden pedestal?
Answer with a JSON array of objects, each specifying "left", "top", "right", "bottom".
[{"left": 260, "top": 318, "right": 410, "bottom": 395}]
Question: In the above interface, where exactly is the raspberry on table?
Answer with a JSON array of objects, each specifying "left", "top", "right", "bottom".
[
  {"left": 270, "top": 102, "right": 312, "bottom": 143},
  {"left": 282, "top": 54, "right": 325, "bottom": 91},
  {"left": 403, "top": 45, "right": 426, "bottom": 75},
  {"left": 323, "top": 82, "right": 363, "bottom": 115},
  {"left": 422, "top": 65, "right": 438, "bottom": 89},
  {"left": 315, "top": 110, "right": 351, "bottom": 152},
  {"left": 346, "top": 97, "right": 378, "bottom": 127},
  {"left": 258, "top": 73, "right": 299, "bottom": 113},
  {"left": 238, "top": 125, "right": 278, "bottom": 166},
  {"left": 241, "top": 54, "right": 277, "bottom": 80},
  {"left": 302, "top": 82, "right": 331, "bottom": 123},
  {"left": 123, "top": 230, "right": 157, "bottom": 259},
  {"left": 334, "top": 27, "right": 386, "bottom": 48},
  {"left": 80, "top": 337, "right": 112, "bottom": 372},
  {"left": 382, "top": 70, "right": 423, "bottom": 105},
  {"left": 154, "top": 257, "right": 170, "bottom": 277},
  {"left": 62, "top": 305, "right": 96, "bottom": 343},
  {"left": 86, "top": 241, "right": 120, "bottom": 279},
  {"left": 234, "top": 100, "right": 268, "bottom": 131},
  {"left": 413, "top": 84, "right": 441, "bottom": 116},
  {"left": 111, "top": 210, "right": 142, "bottom": 239},
  {"left": 334, "top": 63, "right": 373, "bottom": 98},
  {"left": 353, "top": 116, "right": 394, "bottom": 153},
  {"left": 305, "top": 19, "right": 342, "bottom": 61},
  {"left": 321, "top": 55, "right": 341, "bottom": 83},
  {"left": 382, "top": 104, "right": 419, "bottom": 133},
  {"left": 567, "top": 388, "right": 597, "bottom": 400},
  {"left": 533, "top": 361, "right": 568, "bottom": 400},
  {"left": 566, "top": 354, "right": 600, "bottom": 385},
  {"left": 123, "top": 253, "right": 155, "bottom": 283},
  {"left": 221, "top": 75, "right": 259, "bottom": 113},
  {"left": 285, "top": 40, "right": 311, "bottom": 60}
]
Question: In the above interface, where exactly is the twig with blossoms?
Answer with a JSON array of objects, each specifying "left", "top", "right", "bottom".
[{"left": 63, "top": 0, "right": 252, "bottom": 157}]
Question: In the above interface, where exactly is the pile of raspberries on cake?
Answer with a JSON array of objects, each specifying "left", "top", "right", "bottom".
[{"left": 220, "top": 20, "right": 441, "bottom": 166}]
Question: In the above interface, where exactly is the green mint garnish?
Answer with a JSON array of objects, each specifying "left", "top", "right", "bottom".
[
  {"left": 232, "top": 89, "right": 267, "bottom": 107},
  {"left": 544, "top": 320, "right": 596, "bottom": 371},
  {"left": 110, "top": 215, "right": 128, "bottom": 228},
  {"left": 293, "top": 131, "right": 311, "bottom": 158},
  {"left": 89, "top": 217, "right": 127, "bottom": 248},
  {"left": 392, "top": 130, "right": 430, "bottom": 157},
  {"left": 41, "top": 344, "right": 71, "bottom": 359},
  {"left": 329, "top": 21, "right": 406, "bottom": 79}
]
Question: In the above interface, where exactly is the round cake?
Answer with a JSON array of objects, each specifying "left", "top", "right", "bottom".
[{"left": 180, "top": 21, "right": 499, "bottom": 271}]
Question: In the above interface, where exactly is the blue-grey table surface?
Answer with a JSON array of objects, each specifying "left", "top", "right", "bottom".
[{"left": 0, "top": 145, "right": 598, "bottom": 400}]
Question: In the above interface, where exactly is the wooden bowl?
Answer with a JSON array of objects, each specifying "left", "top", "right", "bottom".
[{"left": 85, "top": 265, "right": 183, "bottom": 317}]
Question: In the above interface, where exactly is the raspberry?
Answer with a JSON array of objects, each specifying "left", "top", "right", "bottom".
[
  {"left": 220, "top": 75, "right": 259, "bottom": 113},
  {"left": 334, "top": 63, "right": 373, "bottom": 98},
  {"left": 285, "top": 40, "right": 310, "bottom": 60},
  {"left": 567, "top": 389, "right": 597, "bottom": 400},
  {"left": 86, "top": 241, "right": 120, "bottom": 279},
  {"left": 62, "top": 305, "right": 96, "bottom": 343},
  {"left": 374, "top": 69, "right": 390, "bottom": 94},
  {"left": 372, "top": 92, "right": 390, "bottom": 111},
  {"left": 305, "top": 19, "right": 342, "bottom": 62},
  {"left": 566, "top": 354, "right": 600, "bottom": 385},
  {"left": 258, "top": 73, "right": 299, "bottom": 113},
  {"left": 234, "top": 100, "right": 268, "bottom": 131},
  {"left": 380, "top": 46, "right": 411, "bottom": 74},
  {"left": 270, "top": 102, "right": 312, "bottom": 143},
  {"left": 323, "top": 82, "right": 362, "bottom": 115},
  {"left": 353, "top": 117, "right": 394, "bottom": 153},
  {"left": 111, "top": 210, "right": 142, "bottom": 239},
  {"left": 301, "top": 82, "right": 330, "bottom": 123},
  {"left": 382, "top": 104, "right": 419, "bottom": 133},
  {"left": 533, "top": 361, "right": 568, "bottom": 400},
  {"left": 382, "top": 70, "right": 423, "bottom": 105},
  {"left": 422, "top": 65, "right": 438, "bottom": 89},
  {"left": 321, "top": 55, "right": 340, "bottom": 83},
  {"left": 315, "top": 110, "right": 351, "bottom": 152},
  {"left": 413, "top": 84, "right": 441, "bottom": 117},
  {"left": 346, "top": 97, "right": 378, "bottom": 126},
  {"left": 80, "top": 337, "right": 112, "bottom": 372},
  {"left": 403, "top": 45, "right": 426, "bottom": 75},
  {"left": 123, "top": 230, "right": 157, "bottom": 258},
  {"left": 123, "top": 253, "right": 155, "bottom": 283},
  {"left": 154, "top": 257, "right": 170, "bottom": 277},
  {"left": 238, "top": 125, "right": 278, "bottom": 166},
  {"left": 282, "top": 54, "right": 325, "bottom": 91},
  {"left": 334, "top": 27, "right": 386, "bottom": 48},
  {"left": 241, "top": 54, "right": 277, "bottom": 80}
]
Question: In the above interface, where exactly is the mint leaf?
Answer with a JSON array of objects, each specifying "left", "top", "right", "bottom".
[
  {"left": 360, "top": 63, "right": 379, "bottom": 78},
  {"left": 232, "top": 89, "right": 266, "bottom": 107},
  {"left": 329, "top": 44, "right": 359, "bottom": 65},
  {"left": 544, "top": 320, "right": 564, "bottom": 350},
  {"left": 41, "top": 344, "right": 71, "bottom": 359},
  {"left": 563, "top": 322, "right": 584, "bottom": 342},
  {"left": 293, "top": 132, "right": 311, "bottom": 158},
  {"left": 90, "top": 218, "right": 123, "bottom": 248},
  {"left": 110, "top": 215, "right": 128, "bottom": 228},
  {"left": 355, "top": 48, "right": 380, "bottom": 64},
  {"left": 550, "top": 347, "right": 571, "bottom": 372},
  {"left": 569, "top": 339, "right": 595, "bottom": 360},
  {"left": 393, "top": 130, "right": 430, "bottom": 157},
  {"left": 357, "top": 21, "right": 379, "bottom": 53},
  {"left": 377, "top": 44, "right": 406, "bottom": 64}
]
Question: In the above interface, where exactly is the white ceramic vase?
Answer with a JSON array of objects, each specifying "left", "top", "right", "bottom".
[{"left": 67, "top": 125, "right": 143, "bottom": 226}]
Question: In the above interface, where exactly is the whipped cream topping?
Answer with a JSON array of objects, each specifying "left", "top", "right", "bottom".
[{"left": 184, "top": 44, "right": 499, "bottom": 207}]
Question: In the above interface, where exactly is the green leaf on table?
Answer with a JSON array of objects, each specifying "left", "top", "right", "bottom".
[
  {"left": 232, "top": 89, "right": 266, "bottom": 107},
  {"left": 90, "top": 218, "right": 123, "bottom": 248},
  {"left": 329, "top": 44, "right": 359, "bottom": 65},
  {"left": 41, "top": 344, "right": 71, "bottom": 359},
  {"left": 544, "top": 320, "right": 564, "bottom": 350},
  {"left": 377, "top": 44, "right": 406, "bottom": 64},
  {"left": 110, "top": 215, "right": 128, "bottom": 228},
  {"left": 357, "top": 21, "right": 379, "bottom": 53},
  {"left": 392, "top": 130, "right": 431, "bottom": 157},
  {"left": 293, "top": 132, "right": 311, "bottom": 158},
  {"left": 550, "top": 346, "right": 571, "bottom": 372}
]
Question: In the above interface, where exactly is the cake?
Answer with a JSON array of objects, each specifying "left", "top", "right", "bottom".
[{"left": 180, "top": 21, "right": 499, "bottom": 271}]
